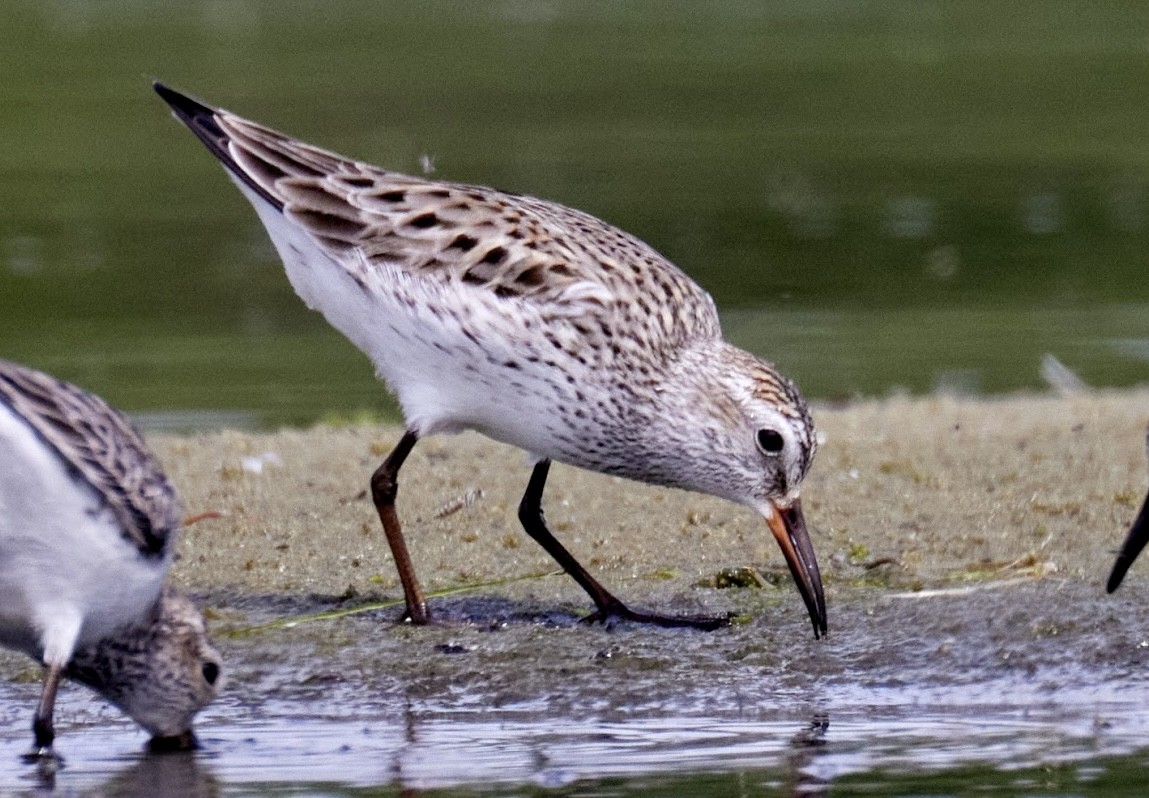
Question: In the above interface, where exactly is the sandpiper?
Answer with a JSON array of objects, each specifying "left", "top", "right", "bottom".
[
  {"left": 155, "top": 82, "right": 827, "bottom": 637},
  {"left": 1107, "top": 425, "right": 1149, "bottom": 592},
  {"left": 0, "top": 359, "right": 222, "bottom": 760}
]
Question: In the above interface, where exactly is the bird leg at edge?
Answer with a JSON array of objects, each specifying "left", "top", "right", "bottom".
[
  {"left": 518, "top": 460, "right": 731, "bottom": 631},
  {"left": 370, "top": 429, "right": 430, "bottom": 624},
  {"left": 23, "top": 662, "right": 63, "bottom": 763}
]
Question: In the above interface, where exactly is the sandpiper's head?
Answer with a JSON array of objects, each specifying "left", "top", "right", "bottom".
[
  {"left": 741, "top": 374, "right": 818, "bottom": 505},
  {"left": 68, "top": 588, "right": 222, "bottom": 745},
  {"left": 666, "top": 344, "right": 826, "bottom": 637},
  {"left": 739, "top": 362, "right": 825, "bottom": 639}
]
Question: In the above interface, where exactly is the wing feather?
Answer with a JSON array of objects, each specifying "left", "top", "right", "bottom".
[
  {"left": 0, "top": 360, "right": 181, "bottom": 557},
  {"left": 156, "top": 83, "right": 722, "bottom": 354}
]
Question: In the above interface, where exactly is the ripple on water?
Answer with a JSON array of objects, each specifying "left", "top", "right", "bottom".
[{"left": 0, "top": 687, "right": 1148, "bottom": 795}]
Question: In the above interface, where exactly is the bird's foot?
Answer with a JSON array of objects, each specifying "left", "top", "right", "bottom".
[
  {"left": 21, "top": 745, "right": 58, "bottom": 763},
  {"left": 22, "top": 745, "right": 62, "bottom": 781},
  {"left": 581, "top": 599, "right": 732, "bottom": 631},
  {"left": 399, "top": 604, "right": 449, "bottom": 626},
  {"left": 148, "top": 731, "right": 199, "bottom": 753}
]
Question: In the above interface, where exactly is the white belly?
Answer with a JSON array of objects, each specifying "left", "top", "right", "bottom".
[
  {"left": 245, "top": 184, "right": 584, "bottom": 459},
  {"left": 0, "top": 402, "right": 167, "bottom": 665}
]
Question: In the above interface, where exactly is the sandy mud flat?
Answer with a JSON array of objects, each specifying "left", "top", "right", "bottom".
[
  {"left": 109, "top": 389, "right": 1149, "bottom": 704},
  {"left": 157, "top": 389, "right": 1149, "bottom": 603}
]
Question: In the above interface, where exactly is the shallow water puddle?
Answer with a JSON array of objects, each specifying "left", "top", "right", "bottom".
[
  {"left": 3, "top": 580, "right": 1149, "bottom": 795},
  {"left": 1, "top": 687, "right": 1148, "bottom": 795}
]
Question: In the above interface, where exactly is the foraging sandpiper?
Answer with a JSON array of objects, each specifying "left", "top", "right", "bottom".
[
  {"left": 155, "top": 82, "right": 826, "bottom": 637},
  {"left": 0, "top": 359, "right": 221, "bottom": 760}
]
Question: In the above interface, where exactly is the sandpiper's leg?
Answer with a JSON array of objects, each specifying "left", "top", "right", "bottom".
[
  {"left": 1107, "top": 424, "right": 1149, "bottom": 592},
  {"left": 370, "top": 429, "right": 429, "bottom": 623},
  {"left": 517, "top": 461, "right": 730, "bottom": 631},
  {"left": 24, "top": 663, "right": 62, "bottom": 762}
]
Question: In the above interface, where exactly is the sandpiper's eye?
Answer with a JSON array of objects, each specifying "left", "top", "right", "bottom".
[
  {"left": 202, "top": 661, "right": 221, "bottom": 686},
  {"left": 756, "top": 428, "right": 785, "bottom": 455}
]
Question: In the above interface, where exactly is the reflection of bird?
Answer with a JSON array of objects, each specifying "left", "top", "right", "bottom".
[
  {"left": 155, "top": 82, "right": 827, "bottom": 637},
  {"left": 1107, "top": 426, "right": 1149, "bottom": 592},
  {"left": 0, "top": 359, "right": 222, "bottom": 761},
  {"left": 100, "top": 745, "right": 220, "bottom": 798}
]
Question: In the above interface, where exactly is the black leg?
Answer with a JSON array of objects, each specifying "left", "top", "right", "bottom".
[
  {"left": 1108, "top": 425, "right": 1149, "bottom": 592},
  {"left": 517, "top": 461, "right": 730, "bottom": 630},
  {"left": 370, "top": 430, "right": 429, "bottom": 623},
  {"left": 23, "top": 663, "right": 62, "bottom": 763}
]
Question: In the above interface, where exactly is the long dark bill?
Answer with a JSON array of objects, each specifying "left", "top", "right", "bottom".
[
  {"left": 1107, "top": 489, "right": 1149, "bottom": 593},
  {"left": 765, "top": 498, "right": 828, "bottom": 639}
]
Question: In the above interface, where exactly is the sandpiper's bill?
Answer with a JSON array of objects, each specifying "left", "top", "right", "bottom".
[
  {"left": 1107, "top": 425, "right": 1149, "bottom": 592},
  {"left": 0, "top": 359, "right": 222, "bottom": 761},
  {"left": 155, "top": 82, "right": 827, "bottom": 637}
]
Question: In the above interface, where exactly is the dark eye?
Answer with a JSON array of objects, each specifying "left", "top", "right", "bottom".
[
  {"left": 757, "top": 428, "right": 784, "bottom": 455},
  {"left": 202, "top": 661, "right": 221, "bottom": 686}
]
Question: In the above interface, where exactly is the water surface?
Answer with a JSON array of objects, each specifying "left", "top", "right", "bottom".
[
  {"left": 1, "top": 1, "right": 1148, "bottom": 425},
  {"left": 2, "top": 581, "right": 1149, "bottom": 796}
]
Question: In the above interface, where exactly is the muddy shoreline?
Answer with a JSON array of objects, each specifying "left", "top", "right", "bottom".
[
  {"left": 139, "top": 388, "right": 1149, "bottom": 718},
  {"left": 5, "top": 390, "right": 1149, "bottom": 789},
  {"left": 159, "top": 389, "right": 1149, "bottom": 603}
]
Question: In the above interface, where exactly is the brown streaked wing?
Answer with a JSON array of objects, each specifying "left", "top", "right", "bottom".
[
  {"left": 214, "top": 111, "right": 723, "bottom": 348},
  {"left": 0, "top": 360, "right": 182, "bottom": 557}
]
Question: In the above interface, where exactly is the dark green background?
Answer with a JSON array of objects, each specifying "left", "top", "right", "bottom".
[{"left": 2, "top": 1, "right": 1148, "bottom": 426}]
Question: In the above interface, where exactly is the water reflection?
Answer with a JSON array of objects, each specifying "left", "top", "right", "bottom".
[
  {"left": 3, "top": 236, "right": 42, "bottom": 277},
  {"left": 0, "top": 711, "right": 840, "bottom": 794},
  {"left": 2, "top": 692, "right": 1149, "bottom": 795},
  {"left": 98, "top": 751, "right": 219, "bottom": 798},
  {"left": 1020, "top": 191, "right": 1065, "bottom": 236},
  {"left": 787, "top": 713, "right": 831, "bottom": 798},
  {"left": 6, "top": 737, "right": 220, "bottom": 798}
]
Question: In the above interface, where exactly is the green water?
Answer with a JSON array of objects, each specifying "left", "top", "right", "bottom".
[{"left": 1, "top": 1, "right": 1148, "bottom": 426}]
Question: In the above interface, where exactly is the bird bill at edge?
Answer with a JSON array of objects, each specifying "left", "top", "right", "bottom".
[
  {"left": 765, "top": 499, "right": 828, "bottom": 638},
  {"left": 1107, "top": 490, "right": 1149, "bottom": 593}
]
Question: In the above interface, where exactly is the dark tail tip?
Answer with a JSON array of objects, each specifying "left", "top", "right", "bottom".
[
  {"left": 153, "top": 81, "right": 219, "bottom": 129},
  {"left": 152, "top": 81, "right": 283, "bottom": 210},
  {"left": 152, "top": 81, "right": 231, "bottom": 157}
]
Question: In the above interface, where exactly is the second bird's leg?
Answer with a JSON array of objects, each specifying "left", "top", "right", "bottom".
[
  {"left": 517, "top": 460, "right": 730, "bottom": 631},
  {"left": 370, "top": 429, "right": 429, "bottom": 623},
  {"left": 1107, "top": 423, "right": 1149, "bottom": 593},
  {"left": 23, "top": 662, "right": 62, "bottom": 763}
]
